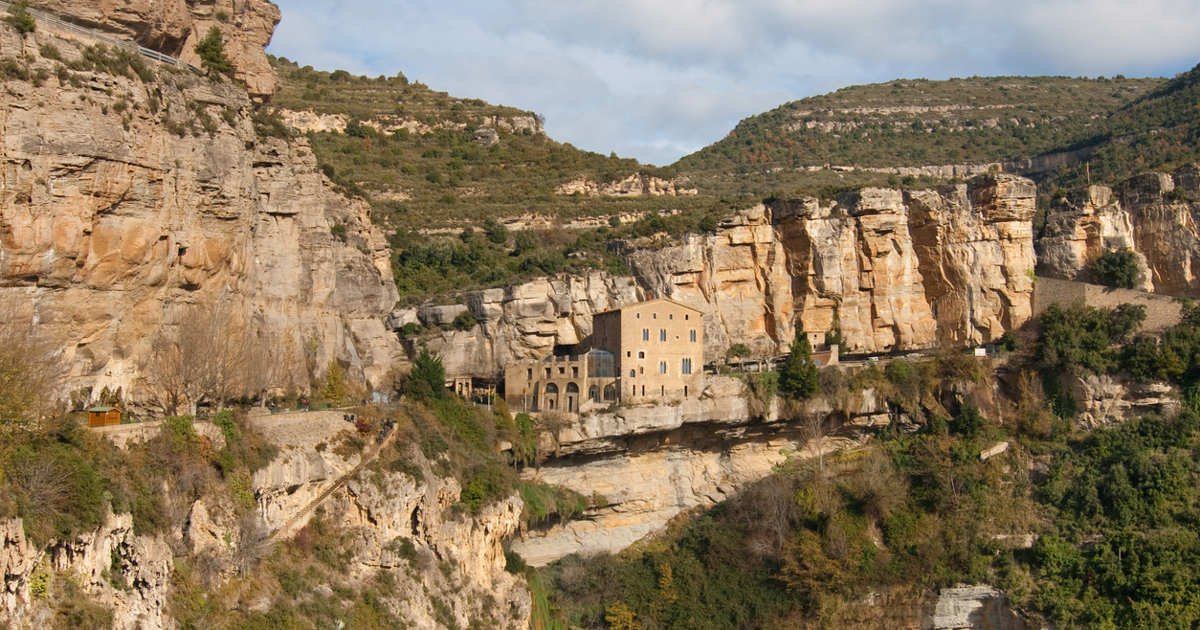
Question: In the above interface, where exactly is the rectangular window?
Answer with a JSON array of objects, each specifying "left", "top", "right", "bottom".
[
  {"left": 544, "top": 367, "right": 551, "bottom": 378},
  {"left": 638, "top": 351, "right": 645, "bottom": 359},
  {"left": 527, "top": 368, "right": 533, "bottom": 379},
  {"left": 643, "top": 328, "right": 649, "bottom": 341},
  {"left": 558, "top": 367, "right": 565, "bottom": 375},
  {"left": 690, "top": 330, "right": 696, "bottom": 342},
  {"left": 659, "top": 361, "right": 667, "bottom": 374},
  {"left": 572, "top": 366, "right": 579, "bottom": 377},
  {"left": 682, "top": 358, "right": 692, "bottom": 375},
  {"left": 659, "top": 329, "right": 667, "bottom": 342}
]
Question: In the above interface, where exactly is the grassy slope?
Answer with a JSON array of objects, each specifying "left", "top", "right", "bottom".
[
  {"left": 269, "top": 56, "right": 711, "bottom": 229},
  {"left": 677, "top": 75, "right": 1162, "bottom": 174},
  {"left": 1046, "top": 62, "right": 1200, "bottom": 191}
]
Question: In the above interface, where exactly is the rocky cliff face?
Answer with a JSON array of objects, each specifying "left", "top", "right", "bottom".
[
  {"left": 408, "top": 175, "right": 1036, "bottom": 379},
  {"left": 555, "top": 173, "right": 698, "bottom": 197},
  {"left": 251, "top": 412, "right": 530, "bottom": 629},
  {"left": 0, "top": 20, "right": 400, "bottom": 402},
  {"left": 404, "top": 273, "right": 643, "bottom": 380},
  {"left": 280, "top": 107, "right": 544, "bottom": 137},
  {"left": 632, "top": 173, "right": 1036, "bottom": 358},
  {"left": 1, "top": 412, "right": 530, "bottom": 629},
  {"left": 0, "top": 512, "right": 173, "bottom": 630},
  {"left": 510, "top": 376, "right": 898, "bottom": 566},
  {"left": 1037, "top": 164, "right": 1200, "bottom": 296},
  {"left": 32, "top": 0, "right": 281, "bottom": 99},
  {"left": 1064, "top": 372, "right": 1179, "bottom": 429}
]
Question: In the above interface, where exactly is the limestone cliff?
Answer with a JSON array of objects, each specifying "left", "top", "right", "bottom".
[
  {"left": 0, "top": 512, "right": 173, "bottom": 629},
  {"left": 30, "top": 0, "right": 281, "bottom": 99},
  {"left": 1037, "top": 164, "right": 1200, "bottom": 296},
  {"left": 404, "top": 174, "right": 1036, "bottom": 379},
  {"left": 0, "top": 16, "right": 400, "bottom": 402},
  {"left": 637, "top": 174, "right": 1036, "bottom": 357},
  {"left": 555, "top": 172, "right": 698, "bottom": 197},
  {"left": 251, "top": 412, "right": 530, "bottom": 629},
  {"left": 510, "top": 376, "right": 897, "bottom": 566},
  {"left": 405, "top": 273, "right": 644, "bottom": 381}
]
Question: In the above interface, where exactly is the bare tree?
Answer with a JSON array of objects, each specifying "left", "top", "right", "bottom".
[
  {"left": 0, "top": 306, "right": 64, "bottom": 433},
  {"left": 146, "top": 301, "right": 274, "bottom": 415}
]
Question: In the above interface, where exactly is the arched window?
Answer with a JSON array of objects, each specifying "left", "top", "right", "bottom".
[
  {"left": 545, "top": 383, "right": 559, "bottom": 394},
  {"left": 603, "top": 383, "right": 617, "bottom": 401},
  {"left": 589, "top": 385, "right": 601, "bottom": 402},
  {"left": 566, "top": 382, "right": 580, "bottom": 394}
]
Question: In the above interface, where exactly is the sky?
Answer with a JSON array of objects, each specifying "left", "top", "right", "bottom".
[{"left": 267, "top": 0, "right": 1200, "bottom": 166}]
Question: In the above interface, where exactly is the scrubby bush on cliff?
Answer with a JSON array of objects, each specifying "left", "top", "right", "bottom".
[
  {"left": 1036, "top": 303, "right": 1145, "bottom": 374},
  {"left": 5, "top": 1, "right": 35, "bottom": 34},
  {"left": 195, "top": 26, "right": 233, "bottom": 78},
  {"left": 1091, "top": 248, "right": 1140, "bottom": 289}
]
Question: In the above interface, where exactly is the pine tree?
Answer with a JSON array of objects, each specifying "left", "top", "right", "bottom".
[
  {"left": 406, "top": 346, "right": 445, "bottom": 401},
  {"left": 778, "top": 331, "right": 818, "bottom": 400},
  {"left": 195, "top": 26, "right": 233, "bottom": 78}
]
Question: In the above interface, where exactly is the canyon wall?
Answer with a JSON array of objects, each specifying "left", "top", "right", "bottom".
[
  {"left": 416, "top": 174, "right": 1037, "bottom": 379},
  {"left": 0, "top": 17, "right": 401, "bottom": 403},
  {"left": 1037, "top": 164, "right": 1200, "bottom": 296}
]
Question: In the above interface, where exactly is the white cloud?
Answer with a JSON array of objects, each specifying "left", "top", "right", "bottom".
[{"left": 268, "top": 0, "right": 1200, "bottom": 164}]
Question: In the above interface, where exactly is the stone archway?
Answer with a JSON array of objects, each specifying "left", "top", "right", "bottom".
[{"left": 566, "top": 382, "right": 580, "bottom": 413}]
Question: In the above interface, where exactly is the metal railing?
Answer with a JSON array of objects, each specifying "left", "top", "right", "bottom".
[{"left": 0, "top": 0, "right": 202, "bottom": 74}]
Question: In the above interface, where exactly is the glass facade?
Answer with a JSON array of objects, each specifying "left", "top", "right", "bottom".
[{"left": 587, "top": 349, "right": 616, "bottom": 378}]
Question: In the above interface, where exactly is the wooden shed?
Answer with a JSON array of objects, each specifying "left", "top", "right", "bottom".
[{"left": 87, "top": 406, "right": 121, "bottom": 427}]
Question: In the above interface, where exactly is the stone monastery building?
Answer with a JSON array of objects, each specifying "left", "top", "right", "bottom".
[{"left": 504, "top": 299, "right": 703, "bottom": 413}]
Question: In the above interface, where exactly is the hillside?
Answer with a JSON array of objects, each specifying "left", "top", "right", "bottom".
[
  {"left": 677, "top": 75, "right": 1162, "bottom": 176},
  {"left": 1045, "top": 62, "right": 1200, "bottom": 192},
  {"left": 269, "top": 56, "right": 709, "bottom": 228},
  {"left": 269, "top": 56, "right": 732, "bottom": 301}
]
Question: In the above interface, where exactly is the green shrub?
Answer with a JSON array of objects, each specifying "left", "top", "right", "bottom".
[
  {"left": 519, "top": 481, "right": 591, "bottom": 526},
  {"left": 1091, "top": 248, "right": 1140, "bottom": 289},
  {"left": 778, "top": 332, "right": 818, "bottom": 400},
  {"left": 330, "top": 223, "right": 348, "bottom": 242},
  {"left": 451, "top": 309, "right": 477, "bottom": 331},
  {"left": 459, "top": 460, "right": 514, "bottom": 512},
  {"left": 195, "top": 27, "right": 232, "bottom": 78},
  {"left": 5, "top": 1, "right": 35, "bottom": 34},
  {"left": 405, "top": 347, "right": 445, "bottom": 401},
  {"left": 7, "top": 443, "right": 106, "bottom": 545}
]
